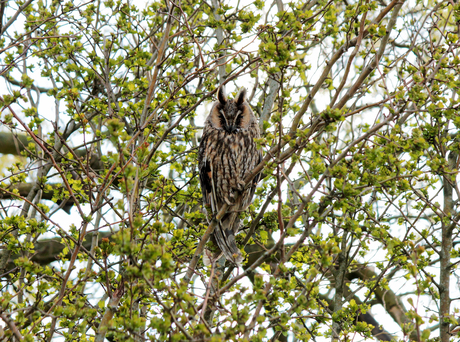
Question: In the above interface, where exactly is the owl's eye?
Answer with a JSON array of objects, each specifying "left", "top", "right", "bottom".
[
  {"left": 234, "top": 110, "right": 243, "bottom": 126},
  {"left": 235, "top": 110, "right": 242, "bottom": 118},
  {"left": 219, "top": 109, "right": 229, "bottom": 126}
]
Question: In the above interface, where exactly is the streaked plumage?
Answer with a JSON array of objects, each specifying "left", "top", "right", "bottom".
[{"left": 198, "top": 86, "right": 262, "bottom": 265}]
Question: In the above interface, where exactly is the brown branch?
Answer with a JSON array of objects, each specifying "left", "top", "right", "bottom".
[
  {"left": 183, "top": 203, "right": 229, "bottom": 284},
  {"left": 0, "top": 183, "right": 74, "bottom": 210},
  {"left": 2, "top": 231, "right": 113, "bottom": 275},
  {"left": 329, "top": 6, "right": 368, "bottom": 108},
  {"left": 0, "top": 131, "right": 30, "bottom": 155},
  {"left": 242, "top": 239, "right": 394, "bottom": 342},
  {"left": 440, "top": 151, "right": 457, "bottom": 341},
  {"left": 0, "top": 132, "right": 103, "bottom": 169},
  {"left": 0, "top": 0, "right": 33, "bottom": 35},
  {"left": 348, "top": 267, "right": 412, "bottom": 330},
  {"left": 141, "top": 3, "right": 174, "bottom": 125},
  {"left": 95, "top": 283, "right": 124, "bottom": 342},
  {"left": 0, "top": 313, "right": 23, "bottom": 341},
  {"left": 334, "top": 0, "right": 405, "bottom": 110},
  {"left": 289, "top": 0, "right": 403, "bottom": 134},
  {"left": 319, "top": 292, "right": 394, "bottom": 341},
  {"left": 358, "top": 312, "right": 393, "bottom": 341}
]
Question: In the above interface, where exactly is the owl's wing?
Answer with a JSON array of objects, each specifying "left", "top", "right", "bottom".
[
  {"left": 199, "top": 157, "right": 215, "bottom": 212},
  {"left": 199, "top": 137, "right": 220, "bottom": 216},
  {"left": 254, "top": 149, "right": 263, "bottom": 185}
]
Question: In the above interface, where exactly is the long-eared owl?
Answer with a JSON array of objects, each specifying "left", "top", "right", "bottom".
[{"left": 198, "top": 86, "right": 262, "bottom": 264}]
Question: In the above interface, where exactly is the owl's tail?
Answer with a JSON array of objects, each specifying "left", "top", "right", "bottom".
[{"left": 213, "top": 212, "right": 243, "bottom": 265}]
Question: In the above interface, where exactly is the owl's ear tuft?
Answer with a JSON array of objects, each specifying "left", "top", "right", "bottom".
[
  {"left": 218, "top": 86, "right": 227, "bottom": 104},
  {"left": 236, "top": 87, "right": 247, "bottom": 107}
]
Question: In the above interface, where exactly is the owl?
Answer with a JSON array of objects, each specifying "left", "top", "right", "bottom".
[{"left": 198, "top": 86, "right": 262, "bottom": 265}]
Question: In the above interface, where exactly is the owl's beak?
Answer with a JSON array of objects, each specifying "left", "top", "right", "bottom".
[{"left": 225, "top": 124, "right": 238, "bottom": 133}]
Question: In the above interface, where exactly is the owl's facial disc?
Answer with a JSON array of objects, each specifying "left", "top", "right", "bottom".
[
  {"left": 220, "top": 108, "right": 239, "bottom": 133},
  {"left": 208, "top": 87, "right": 252, "bottom": 133}
]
